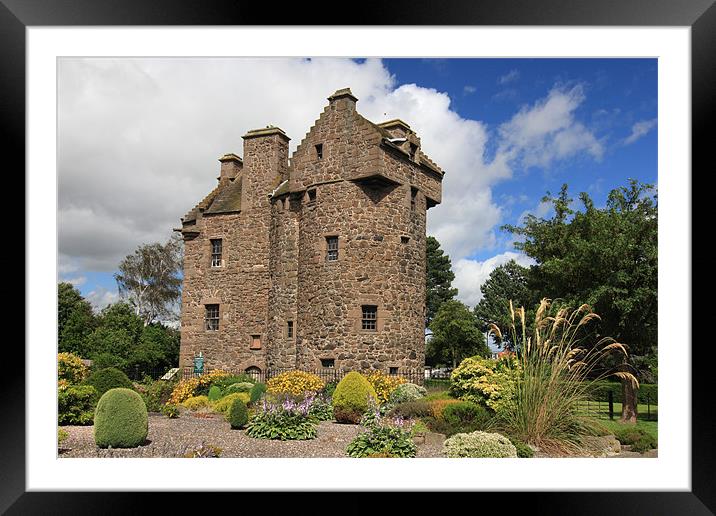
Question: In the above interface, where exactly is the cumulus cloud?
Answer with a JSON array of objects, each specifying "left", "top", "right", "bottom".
[
  {"left": 58, "top": 59, "right": 605, "bottom": 303},
  {"left": 463, "top": 85, "right": 477, "bottom": 95},
  {"left": 623, "top": 118, "right": 657, "bottom": 145},
  {"left": 453, "top": 252, "right": 536, "bottom": 308},
  {"left": 85, "top": 286, "right": 119, "bottom": 312}
]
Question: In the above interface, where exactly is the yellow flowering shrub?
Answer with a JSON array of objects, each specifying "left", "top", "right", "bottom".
[
  {"left": 449, "top": 356, "right": 520, "bottom": 412},
  {"left": 211, "top": 392, "right": 250, "bottom": 414},
  {"left": 365, "top": 371, "right": 406, "bottom": 405},
  {"left": 58, "top": 378, "right": 70, "bottom": 392},
  {"left": 58, "top": 352, "right": 89, "bottom": 384},
  {"left": 167, "top": 370, "right": 230, "bottom": 405},
  {"left": 181, "top": 395, "right": 210, "bottom": 411},
  {"left": 266, "top": 370, "right": 325, "bottom": 397}
]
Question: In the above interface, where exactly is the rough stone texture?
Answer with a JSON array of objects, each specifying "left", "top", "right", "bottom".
[{"left": 178, "top": 89, "right": 444, "bottom": 374}]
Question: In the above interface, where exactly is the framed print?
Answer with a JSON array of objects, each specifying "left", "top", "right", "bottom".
[{"left": 5, "top": 0, "right": 713, "bottom": 512}]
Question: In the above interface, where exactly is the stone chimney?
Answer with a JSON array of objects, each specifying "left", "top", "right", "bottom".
[
  {"left": 217, "top": 153, "right": 242, "bottom": 182},
  {"left": 328, "top": 87, "right": 358, "bottom": 112},
  {"left": 241, "top": 126, "right": 290, "bottom": 209}
]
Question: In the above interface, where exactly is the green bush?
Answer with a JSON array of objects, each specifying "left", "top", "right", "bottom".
[
  {"left": 58, "top": 428, "right": 69, "bottom": 445},
  {"left": 94, "top": 388, "right": 148, "bottom": 448},
  {"left": 228, "top": 398, "right": 249, "bottom": 429},
  {"left": 246, "top": 398, "right": 318, "bottom": 440},
  {"left": 508, "top": 436, "right": 534, "bottom": 458},
  {"left": 332, "top": 372, "right": 378, "bottom": 424},
  {"left": 58, "top": 384, "right": 97, "bottom": 425},
  {"left": 444, "top": 431, "right": 518, "bottom": 458},
  {"left": 208, "top": 385, "right": 223, "bottom": 402},
  {"left": 84, "top": 367, "right": 134, "bottom": 401},
  {"left": 208, "top": 374, "right": 255, "bottom": 393},
  {"left": 181, "top": 395, "right": 209, "bottom": 411},
  {"left": 443, "top": 401, "right": 493, "bottom": 432},
  {"left": 322, "top": 381, "right": 338, "bottom": 398},
  {"left": 586, "top": 382, "right": 658, "bottom": 404},
  {"left": 161, "top": 403, "right": 180, "bottom": 418},
  {"left": 346, "top": 425, "right": 417, "bottom": 458},
  {"left": 613, "top": 427, "right": 657, "bottom": 452},
  {"left": 224, "top": 382, "right": 254, "bottom": 395},
  {"left": 385, "top": 400, "right": 433, "bottom": 420},
  {"left": 388, "top": 383, "right": 427, "bottom": 405},
  {"left": 143, "top": 379, "right": 177, "bottom": 412},
  {"left": 212, "top": 392, "right": 251, "bottom": 414},
  {"left": 449, "top": 355, "right": 519, "bottom": 412},
  {"left": 250, "top": 382, "right": 267, "bottom": 403}
]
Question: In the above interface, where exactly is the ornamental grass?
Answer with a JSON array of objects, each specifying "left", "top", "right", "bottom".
[{"left": 490, "top": 298, "right": 639, "bottom": 455}]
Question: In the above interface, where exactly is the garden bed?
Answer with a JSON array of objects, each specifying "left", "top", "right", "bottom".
[{"left": 58, "top": 414, "right": 447, "bottom": 458}]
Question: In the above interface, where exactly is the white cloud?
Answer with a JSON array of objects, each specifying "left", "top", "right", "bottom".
[
  {"left": 623, "top": 118, "right": 657, "bottom": 145},
  {"left": 85, "top": 286, "right": 119, "bottom": 312},
  {"left": 453, "top": 252, "right": 536, "bottom": 308},
  {"left": 498, "top": 69, "right": 520, "bottom": 84},
  {"left": 64, "top": 276, "right": 87, "bottom": 287},
  {"left": 498, "top": 85, "right": 603, "bottom": 169},
  {"left": 463, "top": 85, "right": 477, "bottom": 94},
  {"left": 517, "top": 199, "right": 553, "bottom": 223}
]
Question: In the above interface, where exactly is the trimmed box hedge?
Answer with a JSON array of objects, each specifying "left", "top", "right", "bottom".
[{"left": 586, "top": 382, "right": 657, "bottom": 404}]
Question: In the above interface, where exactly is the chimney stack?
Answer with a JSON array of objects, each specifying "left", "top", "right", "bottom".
[{"left": 218, "top": 153, "right": 242, "bottom": 182}]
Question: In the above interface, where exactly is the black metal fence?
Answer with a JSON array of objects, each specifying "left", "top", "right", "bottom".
[{"left": 578, "top": 391, "right": 658, "bottom": 421}]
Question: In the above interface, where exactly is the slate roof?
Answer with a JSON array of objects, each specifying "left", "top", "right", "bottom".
[{"left": 204, "top": 176, "right": 243, "bottom": 214}]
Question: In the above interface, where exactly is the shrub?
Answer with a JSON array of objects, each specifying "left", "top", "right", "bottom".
[
  {"left": 211, "top": 392, "right": 251, "bottom": 414},
  {"left": 322, "top": 381, "right": 338, "bottom": 398},
  {"left": 386, "top": 400, "right": 433, "bottom": 420},
  {"left": 250, "top": 382, "right": 267, "bottom": 404},
  {"left": 84, "top": 367, "right": 134, "bottom": 400},
  {"left": 443, "top": 401, "right": 493, "bottom": 432},
  {"left": 443, "top": 431, "right": 518, "bottom": 458},
  {"left": 143, "top": 379, "right": 178, "bottom": 412},
  {"left": 613, "top": 427, "right": 657, "bottom": 452},
  {"left": 449, "top": 355, "right": 519, "bottom": 412},
  {"left": 161, "top": 404, "right": 180, "bottom": 418},
  {"left": 94, "top": 388, "right": 148, "bottom": 448},
  {"left": 58, "top": 384, "right": 97, "bottom": 425},
  {"left": 266, "top": 370, "right": 325, "bottom": 398},
  {"left": 307, "top": 393, "right": 334, "bottom": 422},
  {"left": 210, "top": 374, "right": 256, "bottom": 391},
  {"left": 427, "top": 399, "right": 462, "bottom": 419},
  {"left": 365, "top": 371, "right": 407, "bottom": 405},
  {"left": 587, "top": 381, "right": 658, "bottom": 404},
  {"left": 246, "top": 397, "right": 318, "bottom": 440},
  {"left": 332, "top": 372, "right": 378, "bottom": 424},
  {"left": 183, "top": 443, "right": 222, "bottom": 458},
  {"left": 224, "top": 382, "right": 254, "bottom": 395},
  {"left": 228, "top": 398, "right": 249, "bottom": 429},
  {"left": 388, "top": 383, "right": 427, "bottom": 405},
  {"left": 181, "top": 395, "right": 210, "bottom": 411},
  {"left": 346, "top": 407, "right": 417, "bottom": 458},
  {"left": 58, "top": 428, "right": 69, "bottom": 445},
  {"left": 167, "top": 370, "right": 230, "bottom": 404},
  {"left": 58, "top": 352, "right": 89, "bottom": 384},
  {"left": 508, "top": 436, "right": 534, "bottom": 458},
  {"left": 208, "top": 385, "right": 223, "bottom": 402}
]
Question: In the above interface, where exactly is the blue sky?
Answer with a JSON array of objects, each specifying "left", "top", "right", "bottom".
[{"left": 58, "top": 58, "right": 657, "bottom": 310}]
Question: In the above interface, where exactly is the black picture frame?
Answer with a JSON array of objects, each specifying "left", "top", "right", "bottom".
[{"left": 4, "top": 0, "right": 711, "bottom": 512}]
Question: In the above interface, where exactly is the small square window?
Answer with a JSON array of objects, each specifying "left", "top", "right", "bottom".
[
  {"left": 205, "top": 304, "right": 219, "bottom": 331},
  {"left": 287, "top": 320, "right": 294, "bottom": 338},
  {"left": 401, "top": 236, "right": 410, "bottom": 244},
  {"left": 315, "top": 144, "right": 323, "bottom": 159},
  {"left": 326, "top": 236, "right": 338, "bottom": 261},
  {"left": 389, "top": 367, "right": 399, "bottom": 376},
  {"left": 308, "top": 189, "right": 317, "bottom": 202},
  {"left": 250, "top": 335, "right": 262, "bottom": 350},
  {"left": 320, "top": 358, "right": 335, "bottom": 368},
  {"left": 210, "top": 239, "right": 222, "bottom": 267},
  {"left": 362, "top": 305, "right": 377, "bottom": 331}
]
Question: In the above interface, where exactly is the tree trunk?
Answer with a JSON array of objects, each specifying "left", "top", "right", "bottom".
[{"left": 620, "top": 377, "right": 638, "bottom": 424}]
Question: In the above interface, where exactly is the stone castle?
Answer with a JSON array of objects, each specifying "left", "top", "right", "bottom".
[{"left": 178, "top": 88, "right": 444, "bottom": 375}]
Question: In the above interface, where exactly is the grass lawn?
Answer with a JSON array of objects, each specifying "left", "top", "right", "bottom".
[
  {"left": 424, "top": 390, "right": 454, "bottom": 401},
  {"left": 593, "top": 418, "right": 658, "bottom": 442}
]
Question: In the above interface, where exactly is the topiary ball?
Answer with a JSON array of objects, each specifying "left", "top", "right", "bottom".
[
  {"left": 443, "top": 431, "right": 517, "bottom": 458},
  {"left": 228, "top": 398, "right": 248, "bottom": 429},
  {"left": 332, "top": 372, "right": 378, "bottom": 424},
  {"left": 84, "top": 367, "right": 134, "bottom": 400},
  {"left": 249, "top": 382, "right": 267, "bottom": 404},
  {"left": 208, "top": 385, "right": 223, "bottom": 402},
  {"left": 94, "top": 388, "right": 148, "bottom": 448}
]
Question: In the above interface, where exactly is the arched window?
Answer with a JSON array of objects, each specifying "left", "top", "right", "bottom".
[{"left": 245, "top": 366, "right": 262, "bottom": 381}]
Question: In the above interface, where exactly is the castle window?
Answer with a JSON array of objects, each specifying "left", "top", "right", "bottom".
[
  {"left": 321, "top": 358, "right": 335, "bottom": 368},
  {"left": 287, "top": 320, "right": 294, "bottom": 338},
  {"left": 210, "top": 239, "right": 222, "bottom": 267},
  {"left": 326, "top": 236, "right": 339, "bottom": 261},
  {"left": 308, "top": 188, "right": 317, "bottom": 202},
  {"left": 315, "top": 144, "right": 323, "bottom": 160},
  {"left": 250, "top": 335, "right": 262, "bottom": 350},
  {"left": 204, "top": 304, "right": 219, "bottom": 331},
  {"left": 409, "top": 143, "right": 417, "bottom": 160},
  {"left": 401, "top": 236, "right": 410, "bottom": 244},
  {"left": 389, "top": 367, "right": 399, "bottom": 376},
  {"left": 361, "top": 305, "right": 378, "bottom": 331},
  {"left": 410, "top": 187, "right": 418, "bottom": 211},
  {"left": 245, "top": 366, "right": 262, "bottom": 380}
]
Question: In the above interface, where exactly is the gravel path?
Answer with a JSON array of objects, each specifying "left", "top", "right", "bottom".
[{"left": 59, "top": 413, "right": 446, "bottom": 458}]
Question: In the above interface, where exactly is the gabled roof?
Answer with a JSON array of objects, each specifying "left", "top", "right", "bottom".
[{"left": 204, "top": 176, "right": 243, "bottom": 215}]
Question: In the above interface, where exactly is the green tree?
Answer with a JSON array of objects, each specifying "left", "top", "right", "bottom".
[
  {"left": 428, "top": 300, "right": 489, "bottom": 368},
  {"left": 58, "top": 282, "right": 96, "bottom": 356},
  {"left": 114, "top": 235, "right": 183, "bottom": 325},
  {"left": 473, "top": 260, "right": 535, "bottom": 350},
  {"left": 426, "top": 236, "right": 458, "bottom": 326},
  {"left": 503, "top": 179, "right": 657, "bottom": 422},
  {"left": 85, "top": 302, "right": 144, "bottom": 371}
]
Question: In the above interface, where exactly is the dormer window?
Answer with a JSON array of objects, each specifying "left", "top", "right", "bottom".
[{"left": 315, "top": 144, "right": 323, "bottom": 160}]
